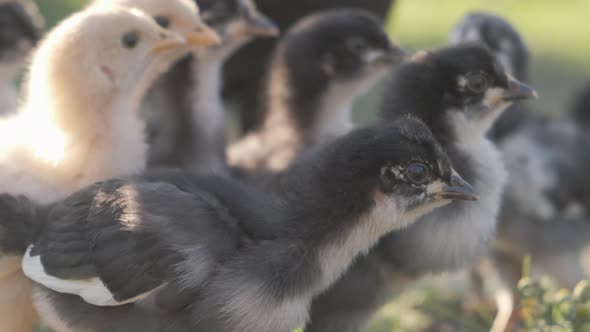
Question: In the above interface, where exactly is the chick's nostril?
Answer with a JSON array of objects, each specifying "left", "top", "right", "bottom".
[{"left": 159, "top": 32, "right": 168, "bottom": 39}]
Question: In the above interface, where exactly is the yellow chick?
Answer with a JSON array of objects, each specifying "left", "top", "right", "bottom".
[{"left": 0, "top": 6, "right": 190, "bottom": 332}]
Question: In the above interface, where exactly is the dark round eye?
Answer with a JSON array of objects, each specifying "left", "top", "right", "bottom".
[
  {"left": 122, "top": 32, "right": 139, "bottom": 49},
  {"left": 466, "top": 72, "right": 490, "bottom": 93},
  {"left": 405, "top": 163, "right": 431, "bottom": 185},
  {"left": 347, "top": 37, "right": 368, "bottom": 54},
  {"left": 154, "top": 15, "right": 170, "bottom": 29}
]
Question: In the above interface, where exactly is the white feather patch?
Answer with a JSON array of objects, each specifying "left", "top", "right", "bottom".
[{"left": 22, "top": 246, "right": 154, "bottom": 306}]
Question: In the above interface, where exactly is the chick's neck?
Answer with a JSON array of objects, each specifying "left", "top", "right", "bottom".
[
  {"left": 21, "top": 84, "right": 146, "bottom": 188},
  {"left": 254, "top": 65, "right": 355, "bottom": 172}
]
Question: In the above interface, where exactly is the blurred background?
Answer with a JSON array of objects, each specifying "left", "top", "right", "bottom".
[
  {"left": 31, "top": 1, "right": 590, "bottom": 331},
  {"left": 34, "top": 0, "right": 590, "bottom": 123}
]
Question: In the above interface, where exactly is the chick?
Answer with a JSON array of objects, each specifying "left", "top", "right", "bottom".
[
  {"left": 0, "top": 118, "right": 477, "bottom": 332},
  {"left": 305, "top": 44, "right": 537, "bottom": 332},
  {"left": 0, "top": 7, "right": 194, "bottom": 202},
  {"left": 0, "top": 7, "right": 191, "bottom": 332},
  {"left": 228, "top": 9, "right": 404, "bottom": 179},
  {"left": 147, "top": 0, "right": 278, "bottom": 174},
  {"left": 0, "top": 0, "right": 43, "bottom": 116},
  {"left": 223, "top": 0, "right": 396, "bottom": 132}
]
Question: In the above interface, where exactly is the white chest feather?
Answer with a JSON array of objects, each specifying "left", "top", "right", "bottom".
[{"left": 316, "top": 196, "right": 449, "bottom": 291}]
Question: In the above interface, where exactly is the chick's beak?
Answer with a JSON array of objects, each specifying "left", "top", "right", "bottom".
[
  {"left": 151, "top": 32, "right": 188, "bottom": 54},
  {"left": 385, "top": 42, "right": 407, "bottom": 65},
  {"left": 502, "top": 75, "right": 538, "bottom": 101},
  {"left": 437, "top": 171, "right": 479, "bottom": 201},
  {"left": 186, "top": 23, "right": 222, "bottom": 46},
  {"left": 245, "top": 13, "right": 280, "bottom": 37},
  {"left": 363, "top": 42, "right": 406, "bottom": 67}
]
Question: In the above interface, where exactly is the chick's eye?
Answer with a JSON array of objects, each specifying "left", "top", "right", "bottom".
[
  {"left": 122, "top": 32, "right": 139, "bottom": 49},
  {"left": 466, "top": 72, "right": 490, "bottom": 93},
  {"left": 154, "top": 15, "right": 170, "bottom": 28},
  {"left": 405, "top": 163, "right": 430, "bottom": 185}
]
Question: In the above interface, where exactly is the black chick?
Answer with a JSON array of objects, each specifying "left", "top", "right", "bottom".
[
  {"left": 0, "top": 118, "right": 477, "bottom": 332},
  {"left": 228, "top": 9, "right": 404, "bottom": 179},
  {"left": 223, "top": 0, "right": 396, "bottom": 133},
  {"left": 449, "top": 12, "right": 534, "bottom": 143},
  {"left": 305, "top": 44, "right": 537, "bottom": 332},
  {"left": 0, "top": 0, "right": 43, "bottom": 115},
  {"left": 147, "top": 0, "right": 278, "bottom": 174}
]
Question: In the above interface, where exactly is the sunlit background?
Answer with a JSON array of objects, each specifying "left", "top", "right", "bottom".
[{"left": 33, "top": 1, "right": 590, "bottom": 331}]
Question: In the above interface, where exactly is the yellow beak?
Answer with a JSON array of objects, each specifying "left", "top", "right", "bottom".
[
  {"left": 186, "top": 24, "right": 222, "bottom": 46},
  {"left": 151, "top": 34, "right": 188, "bottom": 54}
]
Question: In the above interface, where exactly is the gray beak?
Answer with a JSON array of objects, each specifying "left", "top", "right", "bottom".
[
  {"left": 438, "top": 172, "right": 479, "bottom": 201},
  {"left": 245, "top": 13, "right": 279, "bottom": 38},
  {"left": 385, "top": 42, "right": 407, "bottom": 65},
  {"left": 502, "top": 75, "right": 538, "bottom": 101},
  {"left": 363, "top": 42, "right": 407, "bottom": 67}
]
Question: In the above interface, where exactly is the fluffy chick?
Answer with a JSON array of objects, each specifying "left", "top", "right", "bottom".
[
  {"left": 0, "top": 7, "right": 189, "bottom": 203},
  {"left": 147, "top": 0, "right": 277, "bottom": 173},
  {"left": 228, "top": 9, "right": 404, "bottom": 179},
  {"left": 0, "top": 118, "right": 477, "bottom": 332}
]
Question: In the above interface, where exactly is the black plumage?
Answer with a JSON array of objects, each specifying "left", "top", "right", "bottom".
[
  {"left": 147, "top": 0, "right": 277, "bottom": 174},
  {"left": 222, "top": 0, "right": 396, "bottom": 132},
  {"left": 228, "top": 9, "right": 404, "bottom": 179},
  {"left": 305, "top": 44, "right": 537, "bottom": 332},
  {"left": 2, "top": 118, "right": 477, "bottom": 332},
  {"left": 0, "top": 194, "right": 45, "bottom": 256}
]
